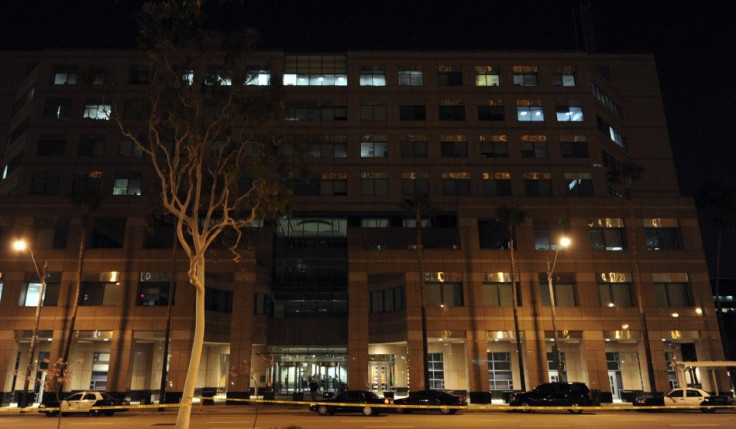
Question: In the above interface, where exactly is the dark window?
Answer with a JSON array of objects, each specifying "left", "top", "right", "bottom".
[
  {"left": 370, "top": 286, "right": 404, "bottom": 314},
  {"left": 43, "top": 99, "right": 71, "bottom": 119},
  {"left": 482, "top": 283, "right": 516, "bottom": 306},
  {"left": 254, "top": 293, "right": 274, "bottom": 316},
  {"left": 123, "top": 99, "right": 149, "bottom": 120},
  {"left": 534, "top": 220, "right": 570, "bottom": 250},
  {"left": 30, "top": 177, "right": 60, "bottom": 195},
  {"left": 561, "top": 141, "right": 588, "bottom": 158},
  {"left": 521, "top": 141, "right": 548, "bottom": 158},
  {"left": 478, "top": 105, "right": 505, "bottom": 121},
  {"left": 9, "top": 118, "right": 30, "bottom": 143},
  {"left": 400, "top": 105, "right": 426, "bottom": 121},
  {"left": 524, "top": 177, "right": 552, "bottom": 196},
  {"left": 589, "top": 228, "right": 625, "bottom": 251},
  {"left": 80, "top": 282, "right": 119, "bottom": 306},
  {"left": 540, "top": 277, "right": 577, "bottom": 306},
  {"left": 129, "top": 65, "right": 150, "bottom": 84},
  {"left": 205, "top": 287, "right": 233, "bottom": 312},
  {"left": 138, "top": 281, "right": 170, "bottom": 306},
  {"left": 425, "top": 282, "right": 463, "bottom": 307},
  {"left": 645, "top": 228, "right": 681, "bottom": 250},
  {"left": 482, "top": 177, "right": 512, "bottom": 196},
  {"left": 89, "top": 217, "right": 126, "bottom": 249},
  {"left": 513, "top": 73, "right": 538, "bottom": 86},
  {"left": 78, "top": 135, "right": 106, "bottom": 157},
  {"left": 480, "top": 141, "right": 508, "bottom": 157},
  {"left": 598, "top": 282, "right": 633, "bottom": 307},
  {"left": 401, "top": 178, "right": 429, "bottom": 196},
  {"left": 442, "top": 178, "right": 471, "bottom": 196},
  {"left": 654, "top": 282, "right": 694, "bottom": 307},
  {"left": 441, "top": 141, "right": 468, "bottom": 157},
  {"left": 400, "top": 141, "right": 428, "bottom": 158},
  {"left": 437, "top": 71, "right": 462, "bottom": 86},
  {"left": 438, "top": 105, "right": 465, "bottom": 121},
  {"left": 37, "top": 136, "right": 66, "bottom": 157}
]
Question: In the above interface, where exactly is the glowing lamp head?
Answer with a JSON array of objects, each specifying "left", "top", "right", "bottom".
[
  {"left": 559, "top": 237, "right": 571, "bottom": 249},
  {"left": 12, "top": 239, "right": 28, "bottom": 252}
]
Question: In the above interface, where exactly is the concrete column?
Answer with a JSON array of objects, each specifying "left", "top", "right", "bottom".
[{"left": 348, "top": 272, "right": 369, "bottom": 390}]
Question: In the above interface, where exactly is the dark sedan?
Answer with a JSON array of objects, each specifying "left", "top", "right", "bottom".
[
  {"left": 309, "top": 390, "right": 391, "bottom": 416},
  {"left": 509, "top": 382, "right": 594, "bottom": 413},
  {"left": 393, "top": 390, "right": 467, "bottom": 414}
]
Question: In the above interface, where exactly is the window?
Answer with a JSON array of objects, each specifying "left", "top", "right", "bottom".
[
  {"left": 440, "top": 135, "right": 467, "bottom": 158},
  {"left": 399, "top": 105, "right": 426, "bottom": 121},
  {"left": 34, "top": 218, "right": 69, "bottom": 250},
  {"left": 30, "top": 177, "right": 60, "bottom": 195},
  {"left": 53, "top": 65, "right": 78, "bottom": 85},
  {"left": 482, "top": 172, "right": 512, "bottom": 196},
  {"left": 401, "top": 172, "right": 429, "bottom": 196},
  {"left": 426, "top": 282, "right": 463, "bottom": 307},
  {"left": 283, "top": 55, "right": 347, "bottom": 86},
  {"left": 138, "top": 272, "right": 171, "bottom": 306},
  {"left": 360, "top": 100, "right": 386, "bottom": 121},
  {"left": 552, "top": 73, "right": 576, "bottom": 87},
  {"left": 89, "top": 66, "right": 115, "bottom": 85},
  {"left": 488, "top": 352, "right": 513, "bottom": 390},
  {"left": 370, "top": 286, "right": 404, "bottom": 314},
  {"left": 589, "top": 218, "right": 625, "bottom": 251},
  {"left": 113, "top": 175, "right": 142, "bottom": 196},
  {"left": 245, "top": 69, "right": 270, "bottom": 86},
  {"left": 72, "top": 174, "right": 102, "bottom": 195},
  {"left": 517, "top": 106, "right": 544, "bottom": 121},
  {"left": 37, "top": 136, "right": 66, "bottom": 157},
  {"left": 475, "top": 66, "right": 500, "bottom": 86},
  {"left": 598, "top": 281, "right": 633, "bottom": 307},
  {"left": 539, "top": 274, "right": 577, "bottom": 306},
  {"left": 254, "top": 293, "right": 273, "bottom": 315},
  {"left": 20, "top": 280, "right": 60, "bottom": 307},
  {"left": 205, "top": 69, "right": 232, "bottom": 86},
  {"left": 80, "top": 281, "right": 119, "bottom": 306},
  {"left": 437, "top": 68, "right": 462, "bottom": 86},
  {"left": 12, "top": 86, "right": 35, "bottom": 115},
  {"left": 78, "top": 135, "right": 105, "bottom": 157},
  {"left": 286, "top": 102, "right": 347, "bottom": 121},
  {"left": 478, "top": 105, "right": 505, "bottom": 121},
  {"left": 644, "top": 218, "right": 681, "bottom": 250},
  {"left": 0, "top": 282, "right": 3, "bottom": 303},
  {"left": 43, "top": 98, "right": 71, "bottom": 119},
  {"left": 360, "top": 135, "right": 388, "bottom": 157},
  {"left": 560, "top": 136, "right": 588, "bottom": 158},
  {"left": 524, "top": 172, "right": 552, "bottom": 197},
  {"left": 480, "top": 135, "right": 508, "bottom": 158},
  {"left": 428, "top": 353, "right": 444, "bottom": 389},
  {"left": 83, "top": 101, "right": 111, "bottom": 120},
  {"left": 597, "top": 116, "right": 626, "bottom": 149},
  {"left": 398, "top": 69, "right": 423, "bottom": 86},
  {"left": 565, "top": 173, "right": 593, "bottom": 196},
  {"left": 534, "top": 219, "right": 569, "bottom": 250},
  {"left": 129, "top": 65, "right": 150, "bottom": 84},
  {"left": 89, "top": 217, "right": 126, "bottom": 249},
  {"left": 320, "top": 172, "right": 347, "bottom": 196},
  {"left": 360, "top": 66, "right": 386, "bottom": 86},
  {"left": 556, "top": 105, "right": 584, "bottom": 122},
  {"left": 592, "top": 83, "right": 622, "bottom": 118},
  {"left": 442, "top": 172, "right": 471, "bottom": 196},
  {"left": 360, "top": 172, "right": 388, "bottom": 196},
  {"left": 303, "top": 136, "right": 347, "bottom": 158},
  {"left": 654, "top": 281, "right": 693, "bottom": 307},
  {"left": 205, "top": 287, "right": 233, "bottom": 312},
  {"left": 483, "top": 282, "right": 514, "bottom": 306},
  {"left": 119, "top": 137, "right": 143, "bottom": 157},
  {"left": 521, "top": 136, "right": 548, "bottom": 158},
  {"left": 438, "top": 103, "right": 465, "bottom": 121},
  {"left": 400, "top": 136, "right": 427, "bottom": 158},
  {"left": 123, "top": 99, "right": 149, "bottom": 120},
  {"left": 513, "top": 65, "right": 538, "bottom": 86}
]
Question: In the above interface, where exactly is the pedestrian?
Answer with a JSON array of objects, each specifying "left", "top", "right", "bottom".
[{"left": 309, "top": 377, "right": 319, "bottom": 401}]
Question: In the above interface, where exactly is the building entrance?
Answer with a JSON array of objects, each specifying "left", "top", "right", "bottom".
[{"left": 269, "top": 347, "right": 347, "bottom": 395}]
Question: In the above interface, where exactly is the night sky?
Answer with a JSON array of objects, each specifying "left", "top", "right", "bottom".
[{"left": 3, "top": 0, "right": 736, "bottom": 275}]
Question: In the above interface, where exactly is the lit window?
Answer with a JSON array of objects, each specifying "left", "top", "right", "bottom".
[
  {"left": 517, "top": 106, "right": 544, "bottom": 121},
  {"left": 552, "top": 73, "right": 576, "bottom": 87},
  {"left": 398, "top": 69, "right": 423, "bottom": 86},
  {"left": 565, "top": 173, "right": 593, "bottom": 196},
  {"left": 246, "top": 69, "right": 270, "bottom": 86},
  {"left": 83, "top": 103, "right": 111, "bottom": 120},
  {"left": 556, "top": 105, "right": 584, "bottom": 122},
  {"left": 113, "top": 177, "right": 142, "bottom": 196},
  {"left": 53, "top": 65, "right": 78, "bottom": 85},
  {"left": 360, "top": 135, "right": 388, "bottom": 158},
  {"left": 475, "top": 66, "right": 500, "bottom": 86},
  {"left": 360, "top": 66, "right": 386, "bottom": 86},
  {"left": 283, "top": 55, "right": 347, "bottom": 86}
]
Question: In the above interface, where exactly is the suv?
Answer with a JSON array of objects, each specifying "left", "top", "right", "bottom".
[{"left": 509, "top": 382, "right": 594, "bottom": 414}]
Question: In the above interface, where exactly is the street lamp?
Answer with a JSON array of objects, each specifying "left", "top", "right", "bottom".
[
  {"left": 546, "top": 236, "right": 570, "bottom": 383},
  {"left": 12, "top": 239, "right": 47, "bottom": 408}
]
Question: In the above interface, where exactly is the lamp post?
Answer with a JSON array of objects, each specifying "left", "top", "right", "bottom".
[
  {"left": 13, "top": 239, "right": 47, "bottom": 408},
  {"left": 546, "top": 236, "right": 570, "bottom": 383}
]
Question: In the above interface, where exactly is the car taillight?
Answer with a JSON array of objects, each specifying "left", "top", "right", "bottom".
[
  {"left": 458, "top": 396, "right": 466, "bottom": 403},
  {"left": 384, "top": 398, "right": 392, "bottom": 404}
]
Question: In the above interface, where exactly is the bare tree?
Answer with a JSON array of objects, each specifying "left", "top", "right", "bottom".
[
  {"left": 496, "top": 205, "right": 528, "bottom": 391},
  {"left": 113, "top": 2, "right": 290, "bottom": 427}
]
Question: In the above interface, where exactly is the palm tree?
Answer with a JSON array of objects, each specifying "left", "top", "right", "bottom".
[
  {"left": 606, "top": 160, "right": 657, "bottom": 392},
  {"left": 694, "top": 180, "right": 736, "bottom": 363},
  {"left": 400, "top": 195, "right": 439, "bottom": 390},
  {"left": 496, "top": 205, "right": 528, "bottom": 391}
]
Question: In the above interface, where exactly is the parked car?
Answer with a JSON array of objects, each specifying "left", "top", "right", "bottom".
[
  {"left": 308, "top": 390, "right": 391, "bottom": 416},
  {"left": 39, "top": 391, "right": 130, "bottom": 417},
  {"left": 509, "top": 382, "right": 594, "bottom": 413},
  {"left": 634, "top": 387, "right": 734, "bottom": 412},
  {"left": 393, "top": 390, "right": 467, "bottom": 414}
]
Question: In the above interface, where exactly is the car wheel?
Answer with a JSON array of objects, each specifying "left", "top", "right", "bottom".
[
  {"left": 104, "top": 410, "right": 115, "bottom": 416},
  {"left": 362, "top": 406, "right": 374, "bottom": 416},
  {"left": 440, "top": 407, "right": 451, "bottom": 415},
  {"left": 317, "top": 405, "right": 329, "bottom": 416},
  {"left": 395, "top": 407, "right": 405, "bottom": 414},
  {"left": 568, "top": 402, "right": 583, "bottom": 414},
  {"left": 449, "top": 409, "right": 457, "bottom": 415},
  {"left": 521, "top": 402, "right": 533, "bottom": 413},
  {"left": 45, "top": 411, "right": 58, "bottom": 417},
  {"left": 701, "top": 407, "right": 716, "bottom": 413}
]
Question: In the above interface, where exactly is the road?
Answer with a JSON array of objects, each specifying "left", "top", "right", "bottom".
[{"left": 0, "top": 406, "right": 735, "bottom": 428}]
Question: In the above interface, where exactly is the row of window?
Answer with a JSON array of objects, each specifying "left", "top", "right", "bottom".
[
  {"left": 1, "top": 274, "right": 692, "bottom": 312},
  {"left": 285, "top": 102, "right": 585, "bottom": 123}
]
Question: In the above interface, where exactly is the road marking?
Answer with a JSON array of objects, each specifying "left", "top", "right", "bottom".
[
  {"left": 615, "top": 418, "right": 659, "bottom": 421},
  {"left": 365, "top": 426, "right": 416, "bottom": 428},
  {"left": 671, "top": 425, "right": 720, "bottom": 427},
  {"left": 520, "top": 426, "right": 569, "bottom": 428}
]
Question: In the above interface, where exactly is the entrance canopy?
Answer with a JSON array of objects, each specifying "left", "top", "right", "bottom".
[{"left": 676, "top": 361, "right": 736, "bottom": 396}]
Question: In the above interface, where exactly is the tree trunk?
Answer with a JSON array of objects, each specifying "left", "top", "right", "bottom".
[
  {"left": 508, "top": 236, "right": 526, "bottom": 391},
  {"left": 175, "top": 257, "right": 206, "bottom": 429},
  {"left": 58, "top": 222, "right": 87, "bottom": 394},
  {"left": 416, "top": 218, "right": 430, "bottom": 390}
]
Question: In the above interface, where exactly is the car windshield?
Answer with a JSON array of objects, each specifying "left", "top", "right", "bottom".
[
  {"left": 66, "top": 393, "right": 84, "bottom": 401},
  {"left": 365, "top": 392, "right": 380, "bottom": 400}
]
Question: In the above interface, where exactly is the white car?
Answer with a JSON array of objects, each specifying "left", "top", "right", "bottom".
[
  {"left": 634, "top": 387, "right": 732, "bottom": 412},
  {"left": 38, "top": 391, "right": 129, "bottom": 417},
  {"left": 662, "top": 388, "right": 710, "bottom": 406}
]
